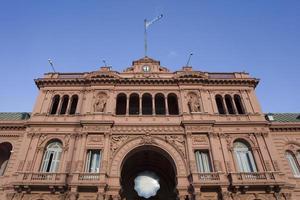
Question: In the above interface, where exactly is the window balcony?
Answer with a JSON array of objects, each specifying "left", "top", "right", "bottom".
[
  {"left": 13, "top": 172, "right": 67, "bottom": 189},
  {"left": 68, "top": 172, "right": 107, "bottom": 187},
  {"left": 229, "top": 172, "right": 284, "bottom": 187},
  {"left": 192, "top": 172, "right": 228, "bottom": 187}
]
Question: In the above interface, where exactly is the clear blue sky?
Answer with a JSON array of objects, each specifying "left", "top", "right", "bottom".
[{"left": 0, "top": 1, "right": 299, "bottom": 113}]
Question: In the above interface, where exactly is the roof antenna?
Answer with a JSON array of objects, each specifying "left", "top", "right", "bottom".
[
  {"left": 48, "top": 59, "right": 56, "bottom": 72},
  {"left": 186, "top": 52, "right": 193, "bottom": 66}
]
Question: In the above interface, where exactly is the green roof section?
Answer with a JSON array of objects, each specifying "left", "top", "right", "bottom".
[
  {"left": 0, "top": 112, "right": 30, "bottom": 121},
  {"left": 265, "top": 113, "right": 300, "bottom": 123}
]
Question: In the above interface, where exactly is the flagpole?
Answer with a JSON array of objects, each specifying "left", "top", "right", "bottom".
[{"left": 144, "top": 19, "right": 147, "bottom": 57}]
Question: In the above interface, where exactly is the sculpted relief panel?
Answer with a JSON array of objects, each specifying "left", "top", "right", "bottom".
[
  {"left": 192, "top": 135, "right": 209, "bottom": 147},
  {"left": 187, "top": 92, "right": 201, "bottom": 113},
  {"left": 87, "top": 135, "right": 104, "bottom": 147},
  {"left": 94, "top": 92, "right": 108, "bottom": 113}
]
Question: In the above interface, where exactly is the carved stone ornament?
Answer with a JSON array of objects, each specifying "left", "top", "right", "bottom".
[
  {"left": 88, "top": 135, "right": 104, "bottom": 146},
  {"left": 94, "top": 92, "right": 108, "bottom": 112},
  {"left": 187, "top": 92, "right": 201, "bottom": 112},
  {"left": 140, "top": 133, "right": 155, "bottom": 144},
  {"left": 110, "top": 135, "right": 130, "bottom": 158},
  {"left": 37, "top": 134, "right": 48, "bottom": 151},
  {"left": 66, "top": 192, "right": 79, "bottom": 200},
  {"left": 222, "top": 191, "right": 232, "bottom": 200},
  {"left": 164, "top": 135, "right": 186, "bottom": 158},
  {"left": 192, "top": 135, "right": 209, "bottom": 146}
]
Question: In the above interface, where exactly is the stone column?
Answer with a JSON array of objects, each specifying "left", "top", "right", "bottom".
[
  {"left": 13, "top": 132, "right": 35, "bottom": 173},
  {"left": 101, "top": 132, "right": 110, "bottom": 172},
  {"left": 66, "top": 97, "right": 72, "bottom": 115},
  {"left": 56, "top": 95, "right": 64, "bottom": 114},
  {"left": 76, "top": 91, "right": 84, "bottom": 114},
  {"left": 139, "top": 96, "right": 142, "bottom": 115},
  {"left": 254, "top": 133, "right": 274, "bottom": 171},
  {"left": 165, "top": 96, "right": 169, "bottom": 115},
  {"left": 251, "top": 146, "right": 264, "bottom": 172},
  {"left": 76, "top": 133, "right": 88, "bottom": 172},
  {"left": 126, "top": 96, "right": 129, "bottom": 115},
  {"left": 177, "top": 94, "right": 182, "bottom": 114},
  {"left": 152, "top": 95, "right": 155, "bottom": 115},
  {"left": 219, "top": 133, "right": 233, "bottom": 173},
  {"left": 64, "top": 134, "right": 77, "bottom": 172},
  {"left": 27, "top": 133, "right": 41, "bottom": 171},
  {"left": 262, "top": 132, "right": 283, "bottom": 172},
  {"left": 208, "top": 91, "right": 217, "bottom": 114},
  {"left": 208, "top": 132, "right": 224, "bottom": 172}
]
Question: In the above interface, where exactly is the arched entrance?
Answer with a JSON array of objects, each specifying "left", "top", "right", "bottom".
[{"left": 120, "top": 145, "right": 178, "bottom": 200}]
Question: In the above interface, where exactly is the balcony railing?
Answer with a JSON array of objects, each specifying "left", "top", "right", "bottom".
[
  {"left": 68, "top": 172, "right": 106, "bottom": 186},
  {"left": 15, "top": 172, "right": 67, "bottom": 186},
  {"left": 78, "top": 173, "right": 101, "bottom": 181},
  {"left": 193, "top": 172, "right": 228, "bottom": 186},
  {"left": 229, "top": 172, "right": 283, "bottom": 186}
]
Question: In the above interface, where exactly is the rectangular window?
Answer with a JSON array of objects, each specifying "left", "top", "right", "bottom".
[
  {"left": 195, "top": 150, "right": 212, "bottom": 173},
  {"left": 85, "top": 150, "right": 101, "bottom": 173}
]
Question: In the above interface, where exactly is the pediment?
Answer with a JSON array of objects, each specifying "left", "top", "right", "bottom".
[{"left": 124, "top": 57, "right": 169, "bottom": 73}]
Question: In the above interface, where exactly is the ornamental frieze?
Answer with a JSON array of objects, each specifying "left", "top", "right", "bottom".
[
  {"left": 111, "top": 125, "right": 183, "bottom": 134},
  {"left": 185, "top": 126, "right": 212, "bottom": 133},
  {"left": 83, "top": 125, "right": 110, "bottom": 132}
]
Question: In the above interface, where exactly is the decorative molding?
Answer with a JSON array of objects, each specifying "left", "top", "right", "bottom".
[
  {"left": 192, "top": 135, "right": 209, "bottom": 146},
  {"left": 110, "top": 135, "right": 130, "bottom": 159},
  {"left": 164, "top": 135, "right": 186, "bottom": 158},
  {"left": 185, "top": 126, "right": 212, "bottom": 133},
  {"left": 87, "top": 135, "right": 104, "bottom": 146},
  {"left": 111, "top": 125, "right": 183, "bottom": 134},
  {"left": 83, "top": 125, "right": 110, "bottom": 133},
  {"left": 140, "top": 133, "right": 155, "bottom": 144}
]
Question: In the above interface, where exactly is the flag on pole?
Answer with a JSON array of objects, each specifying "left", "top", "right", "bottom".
[{"left": 145, "top": 14, "right": 163, "bottom": 29}]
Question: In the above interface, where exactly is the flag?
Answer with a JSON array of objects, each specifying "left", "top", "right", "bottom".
[{"left": 145, "top": 14, "right": 163, "bottom": 29}]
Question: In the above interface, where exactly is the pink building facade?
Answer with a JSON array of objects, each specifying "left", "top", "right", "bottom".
[{"left": 0, "top": 57, "right": 300, "bottom": 200}]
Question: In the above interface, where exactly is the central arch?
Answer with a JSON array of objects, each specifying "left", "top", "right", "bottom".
[
  {"left": 108, "top": 136, "right": 189, "bottom": 199},
  {"left": 121, "top": 145, "right": 178, "bottom": 200}
]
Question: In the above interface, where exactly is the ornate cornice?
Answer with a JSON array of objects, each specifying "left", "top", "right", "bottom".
[{"left": 35, "top": 76, "right": 259, "bottom": 88}]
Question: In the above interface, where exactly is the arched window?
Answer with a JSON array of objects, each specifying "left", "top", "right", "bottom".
[
  {"left": 50, "top": 95, "right": 60, "bottom": 115},
  {"left": 129, "top": 93, "right": 140, "bottom": 115},
  {"left": 142, "top": 93, "right": 152, "bottom": 115},
  {"left": 0, "top": 142, "right": 13, "bottom": 176},
  {"left": 285, "top": 151, "right": 300, "bottom": 177},
  {"left": 233, "top": 141, "right": 257, "bottom": 172},
  {"left": 116, "top": 93, "right": 127, "bottom": 115},
  {"left": 225, "top": 95, "right": 235, "bottom": 114},
  {"left": 59, "top": 95, "right": 69, "bottom": 114},
  {"left": 234, "top": 95, "right": 245, "bottom": 114},
  {"left": 69, "top": 95, "right": 78, "bottom": 115},
  {"left": 167, "top": 93, "right": 179, "bottom": 115},
  {"left": 215, "top": 95, "right": 226, "bottom": 114},
  {"left": 40, "top": 141, "right": 63, "bottom": 173},
  {"left": 155, "top": 93, "right": 165, "bottom": 115}
]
